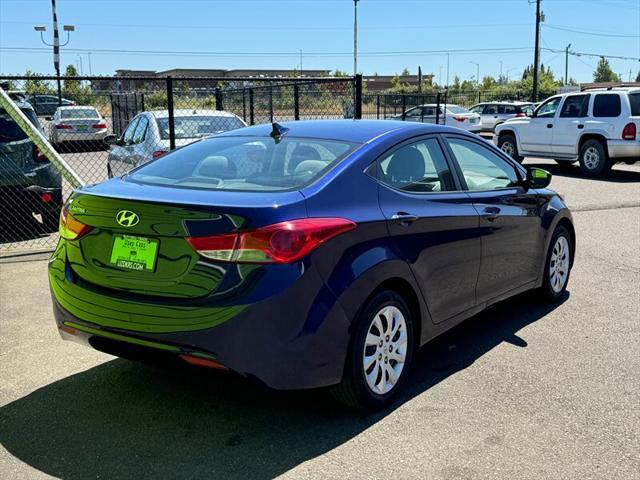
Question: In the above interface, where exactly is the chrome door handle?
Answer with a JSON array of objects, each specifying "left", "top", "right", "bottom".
[{"left": 391, "top": 213, "right": 418, "bottom": 226}]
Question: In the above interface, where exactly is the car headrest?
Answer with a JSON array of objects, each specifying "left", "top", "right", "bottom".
[
  {"left": 386, "top": 147, "right": 425, "bottom": 185},
  {"left": 197, "top": 155, "right": 237, "bottom": 178},
  {"left": 294, "top": 160, "right": 327, "bottom": 176},
  {"left": 288, "top": 145, "right": 321, "bottom": 173}
]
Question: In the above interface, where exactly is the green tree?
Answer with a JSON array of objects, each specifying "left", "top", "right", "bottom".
[
  {"left": 401, "top": 68, "right": 411, "bottom": 76},
  {"left": 593, "top": 57, "right": 620, "bottom": 83},
  {"left": 24, "top": 70, "right": 53, "bottom": 94},
  {"left": 635, "top": 71, "right": 640, "bottom": 82},
  {"left": 63, "top": 64, "right": 81, "bottom": 91},
  {"left": 333, "top": 69, "right": 348, "bottom": 77}
]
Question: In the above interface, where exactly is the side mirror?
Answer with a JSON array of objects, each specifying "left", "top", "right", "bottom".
[
  {"left": 526, "top": 167, "right": 552, "bottom": 189},
  {"left": 103, "top": 134, "right": 120, "bottom": 147}
]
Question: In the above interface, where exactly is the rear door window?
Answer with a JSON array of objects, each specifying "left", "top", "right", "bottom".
[
  {"left": 132, "top": 116, "right": 149, "bottom": 144},
  {"left": 593, "top": 94, "right": 622, "bottom": 117},
  {"left": 560, "top": 95, "right": 590, "bottom": 118}
]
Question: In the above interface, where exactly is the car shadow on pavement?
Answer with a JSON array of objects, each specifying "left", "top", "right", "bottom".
[
  {"left": 525, "top": 161, "right": 640, "bottom": 183},
  {"left": 0, "top": 291, "right": 567, "bottom": 480}
]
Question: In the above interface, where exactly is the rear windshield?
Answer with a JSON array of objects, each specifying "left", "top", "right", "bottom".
[
  {"left": 629, "top": 93, "right": 640, "bottom": 116},
  {"left": 61, "top": 108, "right": 99, "bottom": 119},
  {"left": 156, "top": 116, "right": 245, "bottom": 140},
  {"left": 0, "top": 108, "right": 39, "bottom": 142},
  {"left": 447, "top": 106, "right": 469, "bottom": 114},
  {"left": 128, "top": 135, "right": 358, "bottom": 191}
]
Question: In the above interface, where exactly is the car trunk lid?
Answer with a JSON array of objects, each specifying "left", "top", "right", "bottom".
[{"left": 65, "top": 180, "right": 307, "bottom": 299}]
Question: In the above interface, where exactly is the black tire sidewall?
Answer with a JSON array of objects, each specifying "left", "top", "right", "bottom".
[
  {"left": 541, "top": 225, "right": 572, "bottom": 301},
  {"left": 579, "top": 140, "right": 609, "bottom": 176},
  {"left": 345, "top": 290, "right": 415, "bottom": 410}
]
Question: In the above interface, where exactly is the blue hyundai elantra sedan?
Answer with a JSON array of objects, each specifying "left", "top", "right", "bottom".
[{"left": 49, "top": 120, "right": 574, "bottom": 409}]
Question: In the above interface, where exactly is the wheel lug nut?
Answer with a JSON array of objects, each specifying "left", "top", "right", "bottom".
[
  {"left": 385, "top": 335, "right": 389, "bottom": 341},
  {"left": 384, "top": 357, "right": 388, "bottom": 363}
]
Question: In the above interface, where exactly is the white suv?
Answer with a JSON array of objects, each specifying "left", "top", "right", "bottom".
[{"left": 495, "top": 87, "right": 639, "bottom": 176}]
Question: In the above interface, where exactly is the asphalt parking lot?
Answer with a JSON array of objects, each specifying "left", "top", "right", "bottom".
[{"left": 1, "top": 159, "right": 639, "bottom": 479}]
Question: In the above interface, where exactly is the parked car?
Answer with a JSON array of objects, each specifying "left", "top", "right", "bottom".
[
  {"left": 391, "top": 104, "right": 482, "bottom": 133},
  {"left": 49, "top": 120, "right": 575, "bottom": 410},
  {"left": 50, "top": 106, "right": 109, "bottom": 148},
  {"left": 26, "top": 94, "right": 75, "bottom": 117},
  {"left": 105, "top": 109, "right": 247, "bottom": 178},
  {"left": 495, "top": 87, "right": 640, "bottom": 175},
  {"left": 0, "top": 101, "right": 62, "bottom": 231},
  {"left": 469, "top": 101, "right": 533, "bottom": 132}
]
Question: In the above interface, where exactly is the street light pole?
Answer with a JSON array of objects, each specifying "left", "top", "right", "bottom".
[
  {"left": 353, "top": 0, "right": 359, "bottom": 76},
  {"left": 565, "top": 43, "right": 572, "bottom": 86},
  {"left": 469, "top": 61, "right": 480, "bottom": 86}
]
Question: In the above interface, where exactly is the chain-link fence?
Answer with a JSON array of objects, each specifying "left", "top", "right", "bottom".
[{"left": 0, "top": 74, "right": 359, "bottom": 255}]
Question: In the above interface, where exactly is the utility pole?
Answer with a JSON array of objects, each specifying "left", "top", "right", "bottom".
[
  {"left": 564, "top": 43, "right": 571, "bottom": 85},
  {"left": 299, "top": 49, "right": 303, "bottom": 75},
  {"left": 353, "top": 0, "right": 359, "bottom": 76},
  {"left": 532, "top": 0, "right": 542, "bottom": 101},
  {"left": 500, "top": 61, "right": 503, "bottom": 83},
  {"left": 446, "top": 52, "right": 450, "bottom": 86}
]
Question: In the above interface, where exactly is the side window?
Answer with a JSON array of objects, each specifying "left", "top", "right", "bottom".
[
  {"left": 469, "top": 106, "right": 482, "bottom": 114},
  {"left": 629, "top": 93, "right": 640, "bottom": 116},
  {"left": 485, "top": 104, "right": 498, "bottom": 114},
  {"left": 560, "top": 95, "right": 589, "bottom": 118},
  {"left": 502, "top": 105, "right": 517, "bottom": 115},
  {"left": 446, "top": 137, "right": 519, "bottom": 191},
  {"left": 405, "top": 107, "right": 421, "bottom": 117},
  {"left": 132, "top": 116, "right": 149, "bottom": 144},
  {"left": 122, "top": 117, "right": 140, "bottom": 145},
  {"left": 423, "top": 106, "right": 436, "bottom": 116},
  {"left": 377, "top": 138, "right": 454, "bottom": 193},
  {"left": 593, "top": 94, "right": 622, "bottom": 117},
  {"left": 535, "top": 97, "right": 561, "bottom": 118}
]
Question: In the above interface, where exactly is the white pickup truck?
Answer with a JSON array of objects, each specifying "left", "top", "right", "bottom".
[{"left": 495, "top": 87, "right": 640, "bottom": 176}]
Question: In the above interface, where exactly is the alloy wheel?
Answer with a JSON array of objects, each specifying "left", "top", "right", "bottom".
[
  {"left": 549, "top": 236, "right": 570, "bottom": 293},
  {"left": 501, "top": 141, "right": 515, "bottom": 157},
  {"left": 362, "top": 305, "right": 408, "bottom": 395},
  {"left": 583, "top": 146, "right": 600, "bottom": 170}
]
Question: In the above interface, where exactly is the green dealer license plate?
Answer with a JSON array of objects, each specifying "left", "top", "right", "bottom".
[{"left": 110, "top": 235, "right": 159, "bottom": 272}]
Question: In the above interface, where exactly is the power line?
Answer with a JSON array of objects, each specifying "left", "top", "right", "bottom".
[{"left": 544, "top": 24, "right": 640, "bottom": 38}]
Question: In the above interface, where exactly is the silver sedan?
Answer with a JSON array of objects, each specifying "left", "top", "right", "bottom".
[
  {"left": 106, "top": 109, "right": 246, "bottom": 178},
  {"left": 50, "top": 106, "right": 109, "bottom": 146}
]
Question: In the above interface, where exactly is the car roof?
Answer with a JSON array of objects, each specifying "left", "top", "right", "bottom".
[
  {"left": 476, "top": 101, "right": 532, "bottom": 105},
  {"left": 146, "top": 109, "right": 239, "bottom": 119},
  {"left": 215, "top": 119, "right": 468, "bottom": 143},
  {"left": 12, "top": 100, "right": 35, "bottom": 111},
  {"left": 56, "top": 105, "right": 98, "bottom": 110}
]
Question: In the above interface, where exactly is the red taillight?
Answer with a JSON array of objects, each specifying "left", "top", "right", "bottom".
[
  {"left": 32, "top": 145, "right": 47, "bottom": 162},
  {"left": 40, "top": 192, "right": 53, "bottom": 203},
  {"left": 622, "top": 123, "right": 636, "bottom": 140},
  {"left": 453, "top": 116, "right": 466, "bottom": 122},
  {"left": 59, "top": 206, "right": 92, "bottom": 240},
  {"left": 152, "top": 150, "right": 168, "bottom": 159},
  {"left": 187, "top": 218, "right": 356, "bottom": 264},
  {"left": 91, "top": 123, "right": 107, "bottom": 129},
  {"left": 55, "top": 124, "right": 73, "bottom": 130},
  {"left": 515, "top": 112, "right": 526, "bottom": 118}
]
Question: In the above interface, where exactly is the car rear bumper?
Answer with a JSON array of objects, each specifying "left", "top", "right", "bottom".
[
  {"left": 54, "top": 131, "right": 109, "bottom": 142},
  {"left": 48, "top": 242, "right": 352, "bottom": 390},
  {"left": 607, "top": 139, "right": 640, "bottom": 160}
]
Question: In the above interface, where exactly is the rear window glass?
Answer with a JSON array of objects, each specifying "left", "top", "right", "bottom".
[
  {"left": 447, "top": 106, "right": 468, "bottom": 114},
  {"left": 0, "top": 108, "right": 39, "bottom": 142},
  {"left": 61, "top": 108, "right": 99, "bottom": 119},
  {"left": 593, "top": 94, "right": 622, "bottom": 117},
  {"left": 629, "top": 93, "right": 640, "bottom": 116},
  {"left": 156, "top": 116, "right": 245, "bottom": 140},
  {"left": 128, "top": 135, "right": 358, "bottom": 192}
]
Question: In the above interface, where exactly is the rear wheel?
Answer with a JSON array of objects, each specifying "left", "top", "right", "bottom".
[
  {"left": 330, "top": 290, "right": 414, "bottom": 410},
  {"left": 578, "top": 139, "right": 610, "bottom": 176},
  {"left": 539, "top": 225, "right": 572, "bottom": 301},
  {"left": 498, "top": 134, "right": 523, "bottom": 163}
]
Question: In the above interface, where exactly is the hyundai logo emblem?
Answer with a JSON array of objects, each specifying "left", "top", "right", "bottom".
[{"left": 116, "top": 210, "right": 139, "bottom": 227}]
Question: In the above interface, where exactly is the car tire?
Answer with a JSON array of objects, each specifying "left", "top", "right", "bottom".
[
  {"left": 538, "top": 225, "right": 572, "bottom": 302},
  {"left": 578, "top": 139, "right": 610, "bottom": 176},
  {"left": 498, "top": 134, "right": 524, "bottom": 163},
  {"left": 329, "top": 290, "right": 414, "bottom": 410}
]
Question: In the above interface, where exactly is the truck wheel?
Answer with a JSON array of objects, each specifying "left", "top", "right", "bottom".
[
  {"left": 498, "top": 134, "right": 523, "bottom": 163},
  {"left": 579, "top": 139, "right": 611, "bottom": 176}
]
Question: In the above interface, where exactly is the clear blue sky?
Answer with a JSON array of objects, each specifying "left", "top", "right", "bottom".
[{"left": 1, "top": 0, "right": 638, "bottom": 83}]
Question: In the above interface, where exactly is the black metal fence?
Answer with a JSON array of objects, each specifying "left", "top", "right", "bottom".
[{"left": 0, "top": 74, "right": 359, "bottom": 254}]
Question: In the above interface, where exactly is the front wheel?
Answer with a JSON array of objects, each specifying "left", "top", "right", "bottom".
[
  {"left": 330, "top": 290, "right": 414, "bottom": 410},
  {"left": 539, "top": 225, "right": 573, "bottom": 301},
  {"left": 498, "top": 134, "right": 524, "bottom": 163}
]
